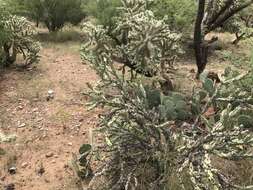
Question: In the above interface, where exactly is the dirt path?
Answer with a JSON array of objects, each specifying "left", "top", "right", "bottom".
[{"left": 0, "top": 42, "right": 99, "bottom": 190}]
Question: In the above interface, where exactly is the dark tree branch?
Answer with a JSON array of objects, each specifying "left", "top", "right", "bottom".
[
  {"left": 111, "top": 55, "right": 155, "bottom": 77},
  {"left": 206, "top": 0, "right": 234, "bottom": 27},
  {"left": 194, "top": 0, "right": 253, "bottom": 75},
  {"left": 207, "top": 0, "right": 253, "bottom": 33},
  {"left": 194, "top": 0, "right": 207, "bottom": 78}
]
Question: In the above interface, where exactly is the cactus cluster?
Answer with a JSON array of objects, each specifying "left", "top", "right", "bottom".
[
  {"left": 1, "top": 14, "right": 40, "bottom": 67},
  {"left": 81, "top": 0, "right": 181, "bottom": 79},
  {"left": 185, "top": 68, "right": 253, "bottom": 189},
  {"left": 80, "top": 0, "right": 253, "bottom": 189}
]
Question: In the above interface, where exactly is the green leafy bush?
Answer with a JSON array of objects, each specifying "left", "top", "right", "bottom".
[
  {"left": 83, "top": 0, "right": 121, "bottom": 31},
  {"left": 23, "top": 0, "right": 86, "bottom": 32},
  {"left": 222, "top": 5, "right": 253, "bottom": 44},
  {"left": 219, "top": 50, "right": 251, "bottom": 68},
  {"left": 151, "top": 0, "right": 197, "bottom": 35}
]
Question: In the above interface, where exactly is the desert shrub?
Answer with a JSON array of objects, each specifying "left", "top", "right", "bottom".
[
  {"left": 77, "top": 0, "right": 253, "bottom": 189},
  {"left": 151, "top": 0, "right": 197, "bottom": 35},
  {"left": 36, "top": 29, "right": 81, "bottom": 43},
  {"left": 83, "top": 0, "right": 121, "bottom": 31},
  {"left": 219, "top": 50, "right": 251, "bottom": 68},
  {"left": 23, "top": 0, "right": 86, "bottom": 32},
  {"left": 222, "top": 5, "right": 253, "bottom": 45},
  {"left": 3, "top": 0, "right": 27, "bottom": 15},
  {"left": 84, "top": 0, "right": 197, "bottom": 37}
]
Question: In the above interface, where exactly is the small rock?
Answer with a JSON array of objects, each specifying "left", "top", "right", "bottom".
[
  {"left": 4, "top": 183, "right": 15, "bottom": 190},
  {"left": 46, "top": 90, "right": 54, "bottom": 101},
  {"left": 75, "top": 124, "right": 81, "bottom": 128},
  {"left": 8, "top": 167, "right": 17, "bottom": 175},
  {"left": 56, "top": 132, "right": 61, "bottom": 135},
  {"left": 36, "top": 118, "right": 43, "bottom": 122},
  {"left": 17, "top": 123, "right": 26, "bottom": 128},
  {"left": 48, "top": 89, "right": 54, "bottom": 95},
  {"left": 16, "top": 106, "right": 23, "bottom": 111},
  {"left": 46, "top": 152, "right": 54, "bottom": 158},
  {"left": 32, "top": 108, "right": 39, "bottom": 112},
  {"left": 21, "top": 162, "right": 28, "bottom": 168},
  {"left": 68, "top": 142, "right": 72, "bottom": 146}
]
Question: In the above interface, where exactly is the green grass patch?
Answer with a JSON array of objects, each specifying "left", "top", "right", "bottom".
[{"left": 36, "top": 30, "right": 82, "bottom": 43}]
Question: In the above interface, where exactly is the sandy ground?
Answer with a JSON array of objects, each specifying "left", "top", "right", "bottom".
[{"left": 0, "top": 42, "right": 99, "bottom": 190}]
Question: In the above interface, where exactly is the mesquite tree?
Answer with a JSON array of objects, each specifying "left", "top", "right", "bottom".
[
  {"left": 194, "top": 0, "right": 253, "bottom": 77},
  {"left": 223, "top": 5, "right": 253, "bottom": 45},
  {"left": 83, "top": 0, "right": 121, "bottom": 30},
  {"left": 151, "top": 0, "right": 197, "bottom": 35},
  {"left": 22, "top": 0, "right": 86, "bottom": 32}
]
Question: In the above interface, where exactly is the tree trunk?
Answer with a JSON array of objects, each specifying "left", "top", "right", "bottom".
[
  {"left": 36, "top": 18, "right": 39, "bottom": 28},
  {"left": 194, "top": 0, "right": 207, "bottom": 78},
  {"left": 45, "top": 19, "right": 57, "bottom": 32}
]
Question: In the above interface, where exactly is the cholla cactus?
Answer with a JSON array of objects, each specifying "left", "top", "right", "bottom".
[
  {"left": 184, "top": 69, "right": 253, "bottom": 189},
  {"left": 178, "top": 102, "right": 253, "bottom": 189},
  {"left": 2, "top": 15, "right": 41, "bottom": 67},
  {"left": 80, "top": 0, "right": 253, "bottom": 189},
  {"left": 81, "top": 0, "right": 181, "bottom": 80},
  {"left": 0, "top": 1, "right": 9, "bottom": 64}
]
